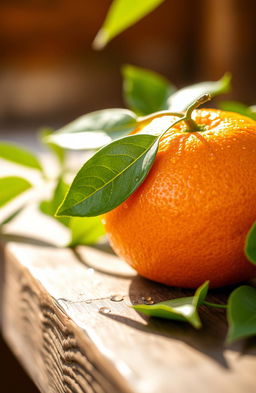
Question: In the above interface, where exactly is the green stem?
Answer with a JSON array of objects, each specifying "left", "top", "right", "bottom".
[
  {"left": 158, "top": 94, "right": 212, "bottom": 138},
  {"left": 203, "top": 300, "right": 227, "bottom": 309},
  {"left": 138, "top": 94, "right": 212, "bottom": 135},
  {"left": 183, "top": 94, "right": 211, "bottom": 132}
]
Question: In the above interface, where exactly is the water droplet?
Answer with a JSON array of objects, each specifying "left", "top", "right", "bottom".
[
  {"left": 85, "top": 300, "right": 92, "bottom": 304},
  {"left": 135, "top": 176, "right": 139, "bottom": 182},
  {"left": 242, "top": 146, "right": 246, "bottom": 150},
  {"left": 110, "top": 294, "right": 124, "bottom": 302},
  {"left": 99, "top": 307, "right": 111, "bottom": 314},
  {"left": 141, "top": 296, "right": 155, "bottom": 305}
]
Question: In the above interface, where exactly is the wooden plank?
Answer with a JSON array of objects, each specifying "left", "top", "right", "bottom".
[{"left": 1, "top": 204, "right": 256, "bottom": 393}]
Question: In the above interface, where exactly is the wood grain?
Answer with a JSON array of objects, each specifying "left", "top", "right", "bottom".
[{"left": 1, "top": 204, "right": 256, "bottom": 393}]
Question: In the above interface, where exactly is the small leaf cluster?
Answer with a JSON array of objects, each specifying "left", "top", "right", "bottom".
[
  {"left": 133, "top": 281, "right": 209, "bottom": 329},
  {"left": 47, "top": 66, "right": 231, "bottom": 152},
  {"left": 0, "top": 136, "right": 105, "bottom": 247},
  {"left": 132, "top": 281, "right": 256, "bottom": 344}
]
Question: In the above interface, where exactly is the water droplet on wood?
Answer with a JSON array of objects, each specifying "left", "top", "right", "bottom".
[
  {"left": 110, "top": 294, "right": 124, "bottom": 302},
  {"left": 99, "top": 307, "right": 111, "bottom": 314},
  {"left": 141, "top": 296, "right": 155, "bottom": 305}
]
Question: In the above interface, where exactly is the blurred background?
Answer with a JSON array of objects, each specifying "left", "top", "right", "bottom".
[
  {"left": 0, "top": 0, "right": 255, "bottom": 138},
  {"left": 0, "top": 0, "right": 255, "bottom": 391}
]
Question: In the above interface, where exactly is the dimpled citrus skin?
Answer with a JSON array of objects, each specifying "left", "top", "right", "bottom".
[{"left": 103, "top": 109, "right": 256, "bottom": 288}]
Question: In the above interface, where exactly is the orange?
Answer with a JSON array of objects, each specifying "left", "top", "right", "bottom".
[{"left": 103, "top": 109, "right": 256, "bottom": 288}]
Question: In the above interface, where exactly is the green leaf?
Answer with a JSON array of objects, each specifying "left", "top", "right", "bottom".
[
  {"left": 0, "top": 205, "right": 25, "bottom": 227},
  {"left": 0, "top": 176, "right": 31, "bottom": 208},
  {"left": 40, "top": 128, "right": 66, "bottom": 167},
  {"left": 132, "top": 281, "right": 209, "bottom": 329},
  {"left": 218, "top": 101, "right": 256, "bottom": 121},
  {"left": 0, "top": 142, "right": 43, "bottom": 172},
  {"left": 69, "top": 216, "right": 105, "bottom": 247},
  {"left": 245, "top": 222, "right": 256, "bottom": 264},
  {"left": 122, "top": 64, "right": 176, "bottom": 115},
  {"left": 168, "top": 73, "right": 231, "bottom": 112},
  {"left": 39, "top": 178, "right": 70, "bottom": 227},
  {"left": 93, "top": 0, "right": 164, "bottom": 49},
  {"left": 227, "top": 285, "right": 256, "bottom": 343},
  {"left": 57, "top": 134, "right": 159, "bottom": 217},
  {"left": 46, "top": 109, "right": 137, "bottom": 150},
  {"left": 195, "top": 280, "right": 210, "bottom": 305}
]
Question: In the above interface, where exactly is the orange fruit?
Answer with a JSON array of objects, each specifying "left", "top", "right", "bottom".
[{"left": 103, "top": 109, "right": 256, "bottom": 288}]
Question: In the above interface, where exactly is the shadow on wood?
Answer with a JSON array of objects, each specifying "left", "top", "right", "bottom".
[
  {"left": 0, "top": 233, "right": 58, "bottom": 248},
  {"left": 102, "top": 275, "right": 256, "bottom": 371}
]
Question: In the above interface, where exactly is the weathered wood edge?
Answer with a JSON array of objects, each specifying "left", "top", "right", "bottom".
[{"left": 1, "top": 244, "right": 135, "bottom": 393}]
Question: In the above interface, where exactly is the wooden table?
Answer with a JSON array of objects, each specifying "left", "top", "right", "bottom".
[{"left": 0, "top": 198, "right": 256, "bottom": 393}]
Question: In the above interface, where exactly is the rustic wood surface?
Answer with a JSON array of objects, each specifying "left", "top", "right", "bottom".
[{"left": 1, "top": 200, "right": 256, "bottom": 393}]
